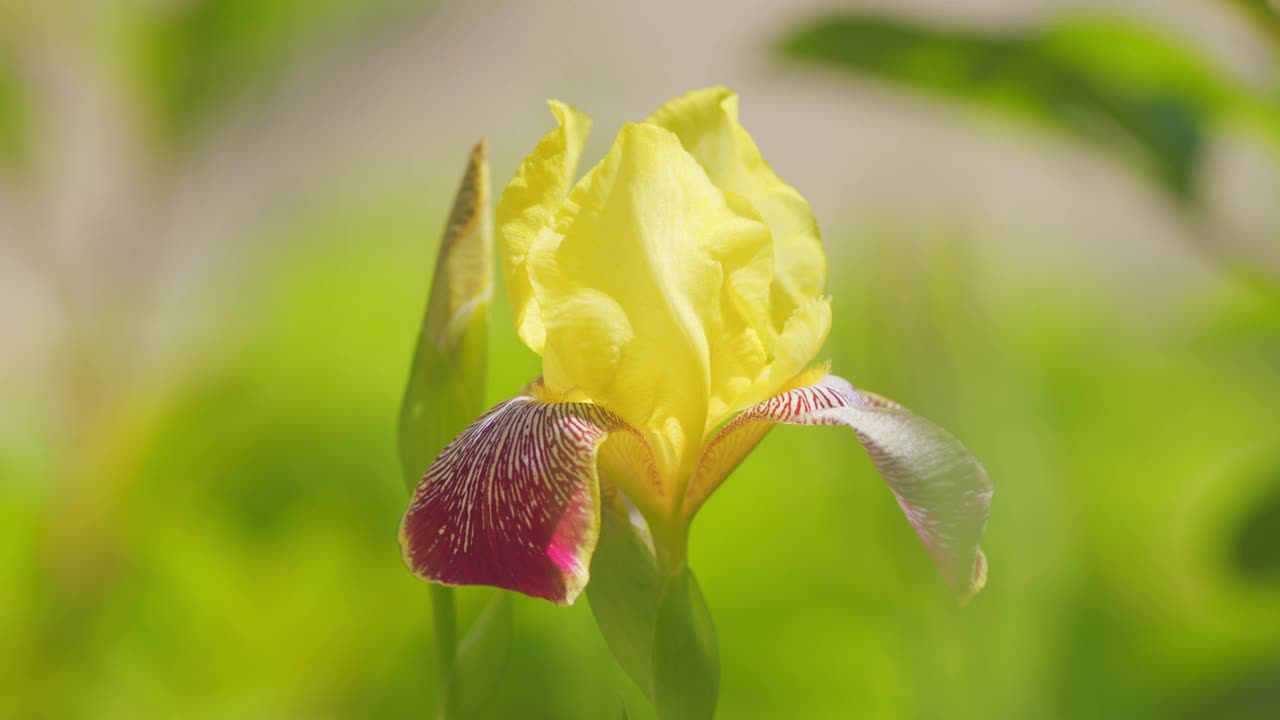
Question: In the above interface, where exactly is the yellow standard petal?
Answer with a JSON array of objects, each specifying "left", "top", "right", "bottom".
[
  {"left": 647, "top": 87, "right": 830, "bottom": 337},
  {"left": 526, "top": 122, "right": 774, "bottom": 502},
  {"left": 495, "top": 100, "right": 593, "bottom": 354}
]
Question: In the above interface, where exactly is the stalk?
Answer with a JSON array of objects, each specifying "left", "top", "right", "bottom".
[{"left": 431, "top": 585, "right": 459, "bottom": 719}]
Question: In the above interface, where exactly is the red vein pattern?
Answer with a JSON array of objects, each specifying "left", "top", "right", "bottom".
[
  {"left": 688, "top": 374, "right": 993, "bottom": 603},
  {"left": 399, "top": 384, "right": 640, "bottom": 605}
]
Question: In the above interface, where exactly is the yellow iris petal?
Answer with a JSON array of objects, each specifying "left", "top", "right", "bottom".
[
  {"left": 495, "top": 90, "right": 833, "bottom": 508},
  {"left": 647, "top": 87, "right": 829, "bottom": 334},
  {"left": 745, "top": 294, "right": 831, "bottom": 404},
  {"left": 527, "top": 122, "right": 773, "bottom": 492},
  {"left": 495, "top": 100, "right": 593, "bottom": 354}
]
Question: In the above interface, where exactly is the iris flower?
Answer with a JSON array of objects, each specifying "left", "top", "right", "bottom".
[{"left": 400, "top": 87, "right": 992, "bottom": 607}]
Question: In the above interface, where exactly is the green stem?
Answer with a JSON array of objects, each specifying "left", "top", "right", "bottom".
[
  {"left": 651, "top": 516, "right": 691, "bottom": 580},
  {"left": 431, "top": 584, "right": 459, "bottom": 719}
]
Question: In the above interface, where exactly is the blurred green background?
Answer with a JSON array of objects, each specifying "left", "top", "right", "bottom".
[{"left": 2, "top": 1, "right": 1279, "bottom": 718}]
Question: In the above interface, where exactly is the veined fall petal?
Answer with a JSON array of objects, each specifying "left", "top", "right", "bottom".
[
  {"left": 399, "top": 379, "right": 657, "bottom": 606},
  {"left": 686, "top": 373, "right": 993, "bottom": 603}
]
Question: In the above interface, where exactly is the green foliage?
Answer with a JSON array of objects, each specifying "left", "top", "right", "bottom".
[
  {"left": 399, "top": 306, "right": 488, "bottom": 493},
  {"left": 652, "top": 570, "right": 719, "bottom": 720},
  {"left": 0, "top": 52, "right": 27, "bottom": 172},
  {"left": 1226, "top": 0, "right": 1280, "bottom": 46},
  {"left": 588, "top": 499, "right": 666, "bottom": 696},
  {"left": 589, "top": 495, "right": 721, "bottom": 719},
  {"left": 399, "top": 140, "right": 492, "bottom": 492},
  {"left": 1230, "top": 463, "right": 1280, "bottom": 582},
  {"left": 446, "top": 590, "right": 514, "bottom": 718},
  {"left": 129, "top": 0, "right": 423, "bottom": 144},
  {"left": 397, "top": 142, "right": 505, "bottom": 719},
  {"left": 779, "top": 14, "right": 1280, "bottom": 201}
]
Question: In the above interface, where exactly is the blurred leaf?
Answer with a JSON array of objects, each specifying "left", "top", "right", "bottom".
[
  {"left": 399, "top": 140, "right": 493, "bottom": 491},
  {"left": 779, "top": 14, "right": 1278, "bottom": 200},
  {"left": 1232, "top": 463, "right": 1280, "bottom": 582},
  {"left": 652, "top": 569, "right": 719, "bottom": 720},
  {"left": 130, "top": 0, "right": 424, "bottom": 144},
  {"left": 1225, "top": 0, "right": 1280, "bottom": 47},
  {"left": 0, "top": 51, "right": 27, "bottom": 172},
  {"left": 398, "top": 139, "right": 496, "bottom": 718},
  {"left": 446, "top": 590, "right": 514, "bottom": 719},
  {"left": 587, "top": 490, "right": 665, "bottom": 696}
]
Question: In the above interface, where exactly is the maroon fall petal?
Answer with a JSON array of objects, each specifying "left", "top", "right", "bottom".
[{"left": 399, "top": 383, "right": 641, "bottom": 605}]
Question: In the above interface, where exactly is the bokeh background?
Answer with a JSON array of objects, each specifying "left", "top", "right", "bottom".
[{"left": 3, "top": 1, "right": 1280, "bottom": 718}]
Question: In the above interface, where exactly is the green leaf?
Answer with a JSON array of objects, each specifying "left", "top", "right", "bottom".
[
  {"left": 778, "top": 14, "right": 1278, "bottom": 201},
  {"left": 0, "top": 51, "right": 27, "bottom": 173},
  {"left": 396, "top": 140, "right": 497, "bottom": 718},
  {"left": 445, "top": 590, "right": 515, "bottom": 719},
  {"left": 588, "top": 491, "right": 720, "bottom": 719},
  {"left": 1224, "top": 0, "right": 1280, "bottom": 48},
  {"left": 587, "top": 490, "right": 665, "bottom": 696},
  {"left": 651, "top": 569, "right": 719, "bottom": 720},
  {"left": 399, "top": 140, "right": 493, "bottom": 492},
  {"left": 128, "top": 0, "right": 422, "bottom": 144}
]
